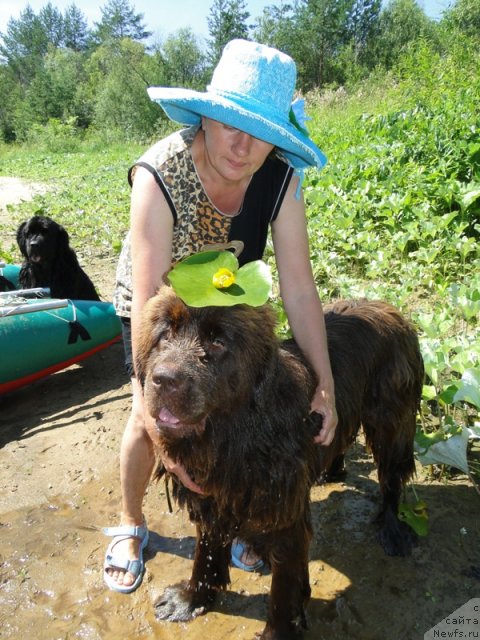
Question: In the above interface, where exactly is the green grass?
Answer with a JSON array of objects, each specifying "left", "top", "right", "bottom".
[
  {"left": 0, "top": 136, "right": 144, "bottom": 262},
  {"left": 303, "top": 43, "right": 480, "bottom": 311}
]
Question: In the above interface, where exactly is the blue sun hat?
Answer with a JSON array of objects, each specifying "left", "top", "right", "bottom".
[{"left": 147, "top": 39, "right": 327, "bottom": 171}]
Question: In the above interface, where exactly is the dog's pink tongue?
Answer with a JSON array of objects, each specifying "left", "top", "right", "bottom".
[{"left": 159, "top": 407, "right": 180, "bottom": 425}]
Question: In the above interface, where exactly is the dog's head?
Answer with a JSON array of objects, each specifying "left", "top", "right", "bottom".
[
  {"left": 136, "top": 287, "right": 279, "bottom": 439},
  {"left": 16, "top": 216, "right": 69, "bottom": 265}
]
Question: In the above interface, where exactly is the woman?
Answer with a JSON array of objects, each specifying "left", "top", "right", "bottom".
[{"left": 104, "top": 38, "right": 337, "bottom": 593}]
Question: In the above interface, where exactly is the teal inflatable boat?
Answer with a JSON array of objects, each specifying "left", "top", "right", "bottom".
[{"left": 0, "top": 264, "right": 122, "bottom": 395}]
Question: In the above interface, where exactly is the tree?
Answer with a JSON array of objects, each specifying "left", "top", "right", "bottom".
[
  {"left": 161, "top": 29, "right": 207, "bottom": 88},
  {"left": 252, "top": 3, "right": 296, "bottom": 55},
  {"left": 86, "top": 38, "right": 159, "bottom": 137},
  {"left": 91, "top": 0, "right": 152, "bottom": 45},
  {"left": 0, "top": 6, "right": 50, "bottom": 84},
  {"left": 207, "top": 0, "right": 250, "bottom": 65},
  {"left": 253, "top": 0, "right": 383, "bottom": 87},
  {"left": 345, "top": 0, "right": 381, "bottom": 65},
  {"left": 38, "top": 2, "right": 64, "bottom": 48},
  {"left": 0, "top": 65, "right": 21, "bottom": 141},
  {"left": 63, "top": 4, "right": 90, "bottom": 51},
  {"left": 293, "top": 0, "right": 353, "bottom": 89},
  {"left": 373, "top": 0, "right": 436, "bottom": 69},
  {"left": 24, "top": 46, "right": 88, "bottom": 124},
  {"left": 444, "top": 0, "right": 480, "bottom": 39}
]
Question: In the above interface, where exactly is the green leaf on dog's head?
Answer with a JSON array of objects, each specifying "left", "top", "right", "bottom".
[{"left": 167, "top": 251, "right": 272, "bottom": 308}]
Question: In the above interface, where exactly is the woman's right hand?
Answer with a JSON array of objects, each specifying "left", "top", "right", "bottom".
[{"left": 159, "top": 447, "right": 205, "bottom": 495}]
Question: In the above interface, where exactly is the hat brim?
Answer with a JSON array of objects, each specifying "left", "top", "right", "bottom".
[{"left": 147, "top": 87, "right": 327, "bottom": 170}]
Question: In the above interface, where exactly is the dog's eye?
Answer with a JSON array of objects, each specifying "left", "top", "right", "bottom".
[
  {"left": 205, "top": 336, "right": 226, "bottom": 355},
  {"left": 154, "top": 327, "right": 169, "bottom": 347}
]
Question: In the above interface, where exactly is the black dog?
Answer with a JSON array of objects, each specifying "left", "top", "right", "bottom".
[
  {"left": 16, "top": 215, "right": 100, "bottom": 300},
  {"left": 136, "top": 290, "right": 424, "bottom": 639},
  {"left": 0, "top": 275, "right": 15, "bottom": 292}
]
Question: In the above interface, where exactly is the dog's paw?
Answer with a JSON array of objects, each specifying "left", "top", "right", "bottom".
[
  {"left": 378, "top": 510, "right": 418, "bottom": 557},
  {"left": 255, "top": 614, "right": 307, "bottom": 639},
  {"left": 154, "top": 583, "right": 213, "bottom": 622},
  {"left": 255, "top": 625, "right": 304, "bottom": 640}
]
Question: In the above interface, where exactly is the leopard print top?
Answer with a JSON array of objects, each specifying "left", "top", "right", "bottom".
[{"left": 113, "top": 126, "right": 293, "bottom": 317}]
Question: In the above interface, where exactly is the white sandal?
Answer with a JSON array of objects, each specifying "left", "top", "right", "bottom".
[{"left": 103, "top": 522, "right": 149, "bottom": 594}]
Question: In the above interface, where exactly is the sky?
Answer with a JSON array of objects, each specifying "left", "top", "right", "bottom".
[{"left": 0, "top": 0, "right": 452, "bottom": 41}]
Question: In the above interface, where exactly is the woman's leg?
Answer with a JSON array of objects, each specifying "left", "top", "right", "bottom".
[
  {"left": 231, "top": 538, "right": 264, "bottom": 570},
  {"left": 105, "top": 378, "right": 155, "bottom": 588}
]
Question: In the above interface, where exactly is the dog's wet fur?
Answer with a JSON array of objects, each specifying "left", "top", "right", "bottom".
[{"left": 136, "top": 288, "right": 424, "bottom": 639}]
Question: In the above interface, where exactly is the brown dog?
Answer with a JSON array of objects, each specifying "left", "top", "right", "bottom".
[{"left": 136, "top": 288, "right": 424, "bottom": 639}]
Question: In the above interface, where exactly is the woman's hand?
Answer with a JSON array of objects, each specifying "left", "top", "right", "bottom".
[
  {"left": 159, "top": 448, "right": 205, "bottom": 495},
  {"left": 311, "top": 385, "right": 337, "bottom": 446}
]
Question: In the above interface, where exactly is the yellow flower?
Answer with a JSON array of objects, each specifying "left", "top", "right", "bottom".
[
  {"left": 212, "top": 268, "right": 236, "bottom": 289},
  {"left": 413, "top": 500, "right": 428, "bottom": 518}
]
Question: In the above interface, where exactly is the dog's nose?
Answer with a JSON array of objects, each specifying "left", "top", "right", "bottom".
[{"left": 151, "top": 365, "right": 185, "bottom": 393}]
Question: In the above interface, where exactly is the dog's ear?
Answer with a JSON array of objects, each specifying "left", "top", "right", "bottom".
[
  {"left": 134, "top": 290, "right": 180, "bottom": 384},
  {"left": 244, "top": 306, "right": 279, "bottom": 403},
  {"left": 253, "top": 343, "right": 279, "bottom": 406},
  {"left": 134, "top": 296, "right": 162, "bottom": 384},
  {"left": 55, "top": 225, "right": 71, "bottom": 258},
  {"left": 16, "top": 222, "right": 28, "bottom": 256}
]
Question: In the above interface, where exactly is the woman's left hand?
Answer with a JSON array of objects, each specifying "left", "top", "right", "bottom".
[{"left": 311, "top": 385, "right": 337, "bottom": 446}]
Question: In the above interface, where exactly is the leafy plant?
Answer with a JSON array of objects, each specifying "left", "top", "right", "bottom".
[{"left": 413, "top": 279, "right": 480, "bottom": 487}]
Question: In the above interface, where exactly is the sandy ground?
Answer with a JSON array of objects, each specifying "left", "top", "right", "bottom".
[
  {"left": 0, "top": 177, "right": 479, "bottom": 640},
  {"left": 0, "top": 177, "right": 51, "bottom": 218}
]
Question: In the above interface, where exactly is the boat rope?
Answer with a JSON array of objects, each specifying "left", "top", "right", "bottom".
[
  {"left": 43, "top": 299, "right": 76, "bottom": 324},
  {"left": 43, "top": 301, "right": 92, "bottom": 344},
  {"left": 0, "top": 297, "right": 92, "bottom": 344}
]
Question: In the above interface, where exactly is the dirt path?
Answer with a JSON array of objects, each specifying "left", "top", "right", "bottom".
[
  {"left": 0, "top": 179, "right": 479, "bottom": 639},
  {"left": 0, "top": 176, "right": 51, "bottom": 220}
]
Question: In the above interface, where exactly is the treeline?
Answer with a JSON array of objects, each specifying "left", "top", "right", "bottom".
[{"left": 0, "top": 0, "right": 479, "bottom": 144}]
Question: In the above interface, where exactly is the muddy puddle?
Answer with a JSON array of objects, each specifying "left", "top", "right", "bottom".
[{"left": 0, "top": 344, "right": 479, "bottom": 640}]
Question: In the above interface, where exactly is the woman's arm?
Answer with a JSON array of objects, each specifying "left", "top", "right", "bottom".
[
  {"left": 129, "top": 166, "right": 173, "bottom": 365},
  {"left": 271, "top": 177, "right": 337, "bottom": 445},
  {"left": 129, "top": 166, "right": 204, "bottom": 493}
]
